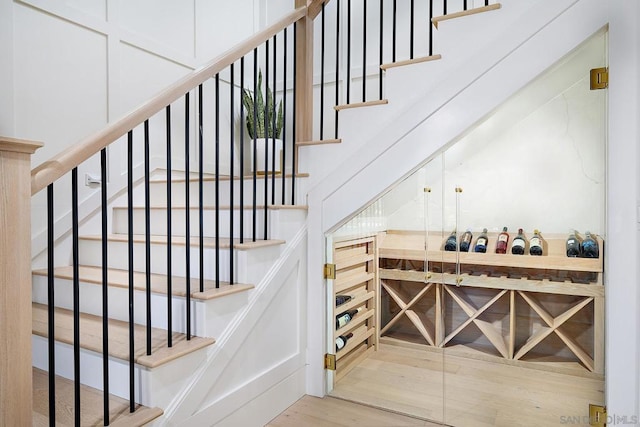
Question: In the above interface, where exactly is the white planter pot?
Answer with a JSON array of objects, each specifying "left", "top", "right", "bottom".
[{"left": 251, "top": 138, "right": 282, "bottom": 174}]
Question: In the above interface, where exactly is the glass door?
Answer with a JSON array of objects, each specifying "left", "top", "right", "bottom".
[{"left": 441, "top": 29, "right": 607, "bottom": 426}]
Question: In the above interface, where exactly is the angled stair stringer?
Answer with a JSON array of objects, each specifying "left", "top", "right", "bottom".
[
  {"left": 304, "top": 0, "right": 609, "bottom": 397},
  {"left": 300, "top": 0, "right": 581, "bottom": 191},
  {"left": 159, "top": 225, "right": 308, "bottom": 426}
]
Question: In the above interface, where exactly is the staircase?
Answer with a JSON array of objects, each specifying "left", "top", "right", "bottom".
[
  {"left": 0, "top": 0, "right": 623, "bottom": 425},
  {"left": 30, "top": 171, "right": 307, "bottom": 424}
]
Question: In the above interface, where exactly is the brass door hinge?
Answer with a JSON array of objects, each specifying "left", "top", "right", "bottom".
[
  {"left": 324, "top": 353, "right": 336, "bottom": 370},
  {"left": 590, "top": 67, "right": 608, "bottom": 90},
  {"left": 589, "top": 404, "right": 606, "bottom": 426},
  {"left": 324, "top": 263, "right": 336, "bottom": 279}
]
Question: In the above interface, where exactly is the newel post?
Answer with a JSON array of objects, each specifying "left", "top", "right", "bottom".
[
  {"left": 0, "top": 136, "right": 43, "bottom": 425},
  {"left": 295, "top": 0, "right": 316, "bottom": 144}
]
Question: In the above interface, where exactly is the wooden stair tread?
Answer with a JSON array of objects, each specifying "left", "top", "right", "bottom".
[
  {"left": 79, "top": 234, "right": 286, "bottom": 250},
  {"left": 334, "top": 99, "right": 389, "bottom": 111},
  {"left": 33, "top": 266, "right": 254, "bottom": 301},
  {"left": 113, "top": 204, "right": 309, "bottom": 211},
  {"left": 151, "top": 172, "right": 310, "bottom": 184},
  {"left": 296, "top": 138, "right": 342, "bottom": 146},
  {"left": 32, "top": 303, "right": 215, "bottom": 368},
  {"left": 432, "top": 3, "right": 502, "bottom": 28},
  {"left": 381, "top": 54, "right": 442, "bottom": 70},
  {"left": 33, "top": 368, "right": 162, "bottom": 427}
]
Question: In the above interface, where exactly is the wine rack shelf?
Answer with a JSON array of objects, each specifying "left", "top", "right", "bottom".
[
  {"left": 378, "top": 230, "right": 604, "bottom": 375},
  {"left": 330, "top": 235, "right": 378, "bottom": 385}
]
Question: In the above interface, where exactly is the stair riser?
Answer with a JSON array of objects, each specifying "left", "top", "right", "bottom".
[
  {"left": 32, "top": 275, "right": 248, "bottom": 338},
  {"left": 138, "top": 178, "right": 306, "bottom": 207},
  {"left": 111, "top": 207, "right": 268, "bottom": 239},
  {"left": 32, "top": 275, "right": 191, "bottom": 333},
  {"left": 79, "top": 239, "right": 235, "bottom": 281},
  {"left": 77, "top": 239, "right": 282, "bottom": 282},
  {"left": 32, "top": 335, "right": 208, "bottom": 408}
]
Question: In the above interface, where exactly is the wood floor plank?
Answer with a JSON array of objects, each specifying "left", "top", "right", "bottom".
[
  {"left": 32, "top": 368, "right": 162, "bottom": 427},
  {"left": 331, "top": 343, "right": 604, "bottom": 427},
  {"left": 32, "top": 303, "right": 215, "bottom": 368},
  {"left": 267, "top": 395, "right": 438, "bottom": 426}
]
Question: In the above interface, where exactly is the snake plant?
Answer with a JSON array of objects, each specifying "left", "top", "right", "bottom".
[{"left": 242, "top": 70, "right": 284, "bottom": 139}]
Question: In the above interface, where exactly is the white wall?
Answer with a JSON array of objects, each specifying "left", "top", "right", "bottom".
[
  {"left": 7, "top": 0, "right": 295, "bottom": 260},
  {"left": 356, "top": 31, "right": 607, "bottom": 237}
]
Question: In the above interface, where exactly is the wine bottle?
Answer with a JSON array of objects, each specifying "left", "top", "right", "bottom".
[
  {"left": 495, "top": 227, "right": 509, "bottom": 254},
  {"left": 335, "top": 307, "right": 363, "bottom": 329},
  {"left": 335, "top": 332, "right": 354, "bottom": 351},
  {"left": 529, "top": 229, "right": 543, "bottom": 256},
  {"left": 459, "top": 229, "right": 473, "bottom": 252},
  {"left": 474, "top": 228, "right": 489, "bottom": 253},
  {"left": 444, "top": 230, "right": 457, "bottom": 251},
  {"left": 580, "top": 231, "right": 599, "bottom": 258},
  {"left": 335, "top": 295, "right": 352, "bottom": 307},
  {"left": 511, "top": 228, "right": 526, "bottom": 255},
  {"left": 566, "top": 230, "right": 581, "bottom": 257}
]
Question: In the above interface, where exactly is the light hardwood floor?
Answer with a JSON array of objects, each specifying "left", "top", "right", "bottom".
[
  {"left": 267, "top": 395, "right": 443, "bottom": 426},
  {"left": 329, "top": 343, "right": 604, "bottom": 427}
]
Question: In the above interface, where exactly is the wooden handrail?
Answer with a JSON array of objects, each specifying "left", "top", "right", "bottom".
[{"left": 30, "top": 6, "right": 307, "bottom": 196}]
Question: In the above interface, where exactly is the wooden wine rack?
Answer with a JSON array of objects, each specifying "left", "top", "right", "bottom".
[
  {"left": 331, "top": 235, "right": 378, "bottom": 384},
  {"left": 378, "top": 230, "right": 604, "bottom": 375}
]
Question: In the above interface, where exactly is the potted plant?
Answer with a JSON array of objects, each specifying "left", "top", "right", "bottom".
[{"left": 242, "top": 70, "right": 284, "bottom": 174}]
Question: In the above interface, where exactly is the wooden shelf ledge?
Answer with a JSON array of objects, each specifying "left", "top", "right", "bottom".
[
  {"left": 432, "top": 3, "right": 502, "bottom": 29},
  {"left": 379, "top": 269, "right": 604, "bottom": 297},
  {"left": 334, "top": 99, "right": 389, "bottom": 111},
  {"left": 381, "top": 54, "right": 442, "bottom": 70}
]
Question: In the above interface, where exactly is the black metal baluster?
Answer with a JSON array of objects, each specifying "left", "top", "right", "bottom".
[
  {"left": 379, "top": 0, "right": 383, "bottom": 100},
  {"left": 282, "top": 27, "right": 288, "bottom": 205},
  {"left": 199, "top": 84, "right": 204, "bottom": 293},
  {"left": 292, "top": 23, "right": 297, "bottom": 205},
  {"left": 230, "top": 63, "right": 235, "bottom": 285},
  {"left": 144, "top": 120, "right": 151, "bottom": 356},
  {"left": 166, "top": 105, "right": 173, "bottom": 347},
  {"left": 429, "top": 0, "right": 433, "bottom": 56},
  {"left": 464, "top": 0, "right": 468, "bottom": 11},
  {"left": 271, "top": 34, "right": 277, "bottom": 206},
  {"left": 485, "top": 0, "right": 489, "bottom": 6},
  {"left": 346, "top": 0, "right": 351, "bottom": 104},
  {"left": 47, "top": 184, "right": 55, "bottom": 427},
  {"left": 410, "top": 0, "right": 415, "bottom": 59},
  {"left": 184, "top": 93, "right": 192, "bottom": 340},
  {"left": 240, "top": 57, "right": 245, "bottom": 243},
  {"left": 215, "top": 74, "right": 220, "bottom": 288},
  {"left": 444, "top": 0, "right": 447, "bottom": 15},
  {"left": 126, "top": 131, "right": 135, "bottom": 413},
  {"left": 392, "top": 0, "right": 397, "bottom": 62},
  {"left": 264, "top": 40, "right": 270, "bottom": 240},
  {"left": 100, "top": 148, "right": 110, "bottom": 425},
  {"left": 320, "top": 2, "right": 326, "bottom": 140},
  {"left": 362, "top": 0, "right": 367, "bottom": 102},
  {"left": 252, "top": 48, "right": 258, "bottom": 242},
  {"left": 334, "top": 2, "right": 340, "bottom": 138},
  {"left": 72, "top": 167, "right": 81, "bottom": 425}
]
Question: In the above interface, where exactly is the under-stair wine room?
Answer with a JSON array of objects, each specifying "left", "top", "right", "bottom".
[{"left": 325, "top": 28, "right": 607, "bottom": 426}]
